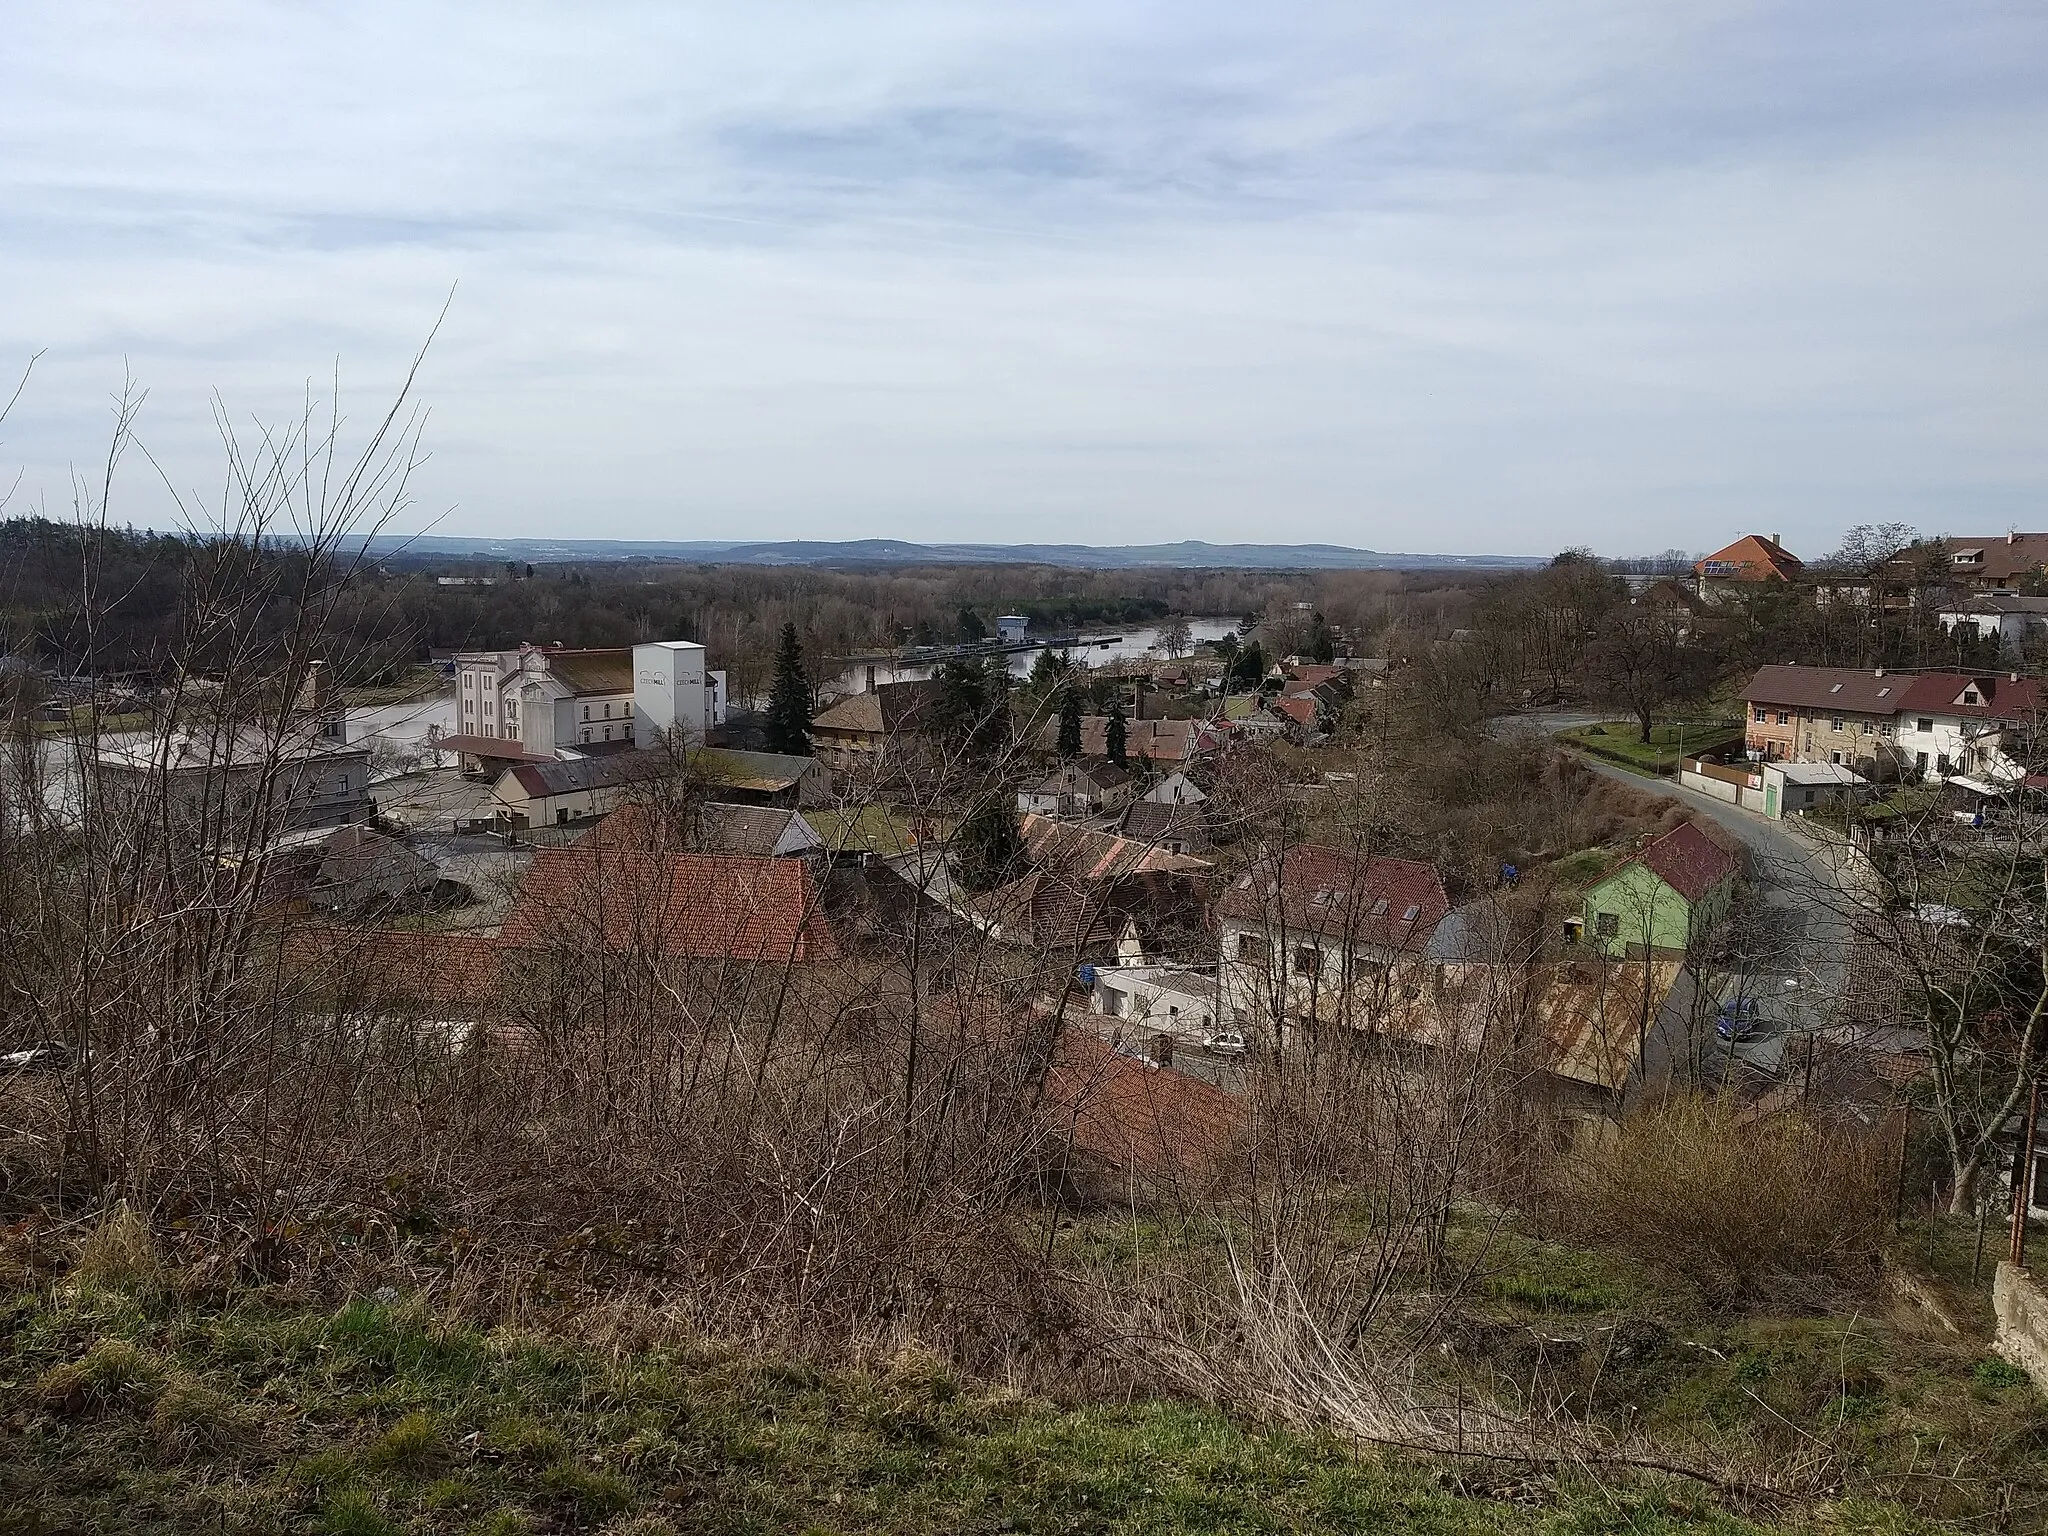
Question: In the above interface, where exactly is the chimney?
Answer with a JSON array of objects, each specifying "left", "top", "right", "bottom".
[
  {"left": 1874, "top": 668, "right": 1884, "bottom": 678},
  {"left": 864, "top": 664, "right": 877, "bottom": 693},
  {"left": 1771, "top": 533, "right": 1782, "bottom": 547},
  {"left": 2010, "top": 530, "right": 2020, "bottom": 545},
  {"left": 1150, "top": 1031, "right": 1175, "bottom": 1067}
]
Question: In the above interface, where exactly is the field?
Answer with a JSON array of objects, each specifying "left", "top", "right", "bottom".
[{"left": 1559, "top": 721, "right": 1744, "bottom": 776}]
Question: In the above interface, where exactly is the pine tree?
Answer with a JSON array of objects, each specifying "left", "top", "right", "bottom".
[
  {"left": 763, "top": 622, "right": 813, "bottom": 756},
  {"left": 1056, "top": 687, "right": 1083, "bottom": 760},
  {"left": 954, "top": 796, "right": 1023, "bottom": 892},
  {"left": 1105, "top": 698, "right": 1128, "bottom": 768}
]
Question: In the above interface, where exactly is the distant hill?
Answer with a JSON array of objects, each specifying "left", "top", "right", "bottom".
[{"left": 359, "top": 535, "right": 1544, "bottom": 572}]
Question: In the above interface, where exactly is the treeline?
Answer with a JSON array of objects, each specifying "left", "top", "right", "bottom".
[{"left": 0, "top": 516, "right": 1493, "bottom": 700}]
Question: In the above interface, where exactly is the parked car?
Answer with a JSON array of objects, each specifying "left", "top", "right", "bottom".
[
  {"left": 1202, "top": 1030, "right": 1248, "bottom": 1057},
  {"left": 1715, "top": 997, "right": 1760, "bottom": 1043}
]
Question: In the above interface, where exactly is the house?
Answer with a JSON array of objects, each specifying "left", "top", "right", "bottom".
[
  {"left": 1759, "top": 761, "right": 1867, "bottom": 820},
  {"left": 968, "top": 815, "right": 1211, "bottom": 958},
  {"left": 303, "top": 825, "right": 440, "bottom": 913},
  {"left": 500, "top": 846, "right": 836, "bottom": 961},
  {"left": 1042, "top": 1028, "right": 1243, "bottom": 1190},
  {"left": 1926, "top": 531, "right": 2048, "bottom": 593},
  {"left": 96, "top": 725, "right": 373, "bottom": 837},
  {"left": 1087, "top": 963, "right": 1222, "bottom": 1043},
  {"left": 490, "top": 751, "right": 674, "bottom": 831},
  {"left": 1115, "top": 799, "right": 1212, "bottom": 856},
  {"left": 447, "top": 639, "right": 726, "bottom": 771},
  {"left": 1580, "top": 822, "right": 1740, "bottom": 960},
  {"left": 1032, "top": 714, "right": 1218, "bottom": 764},
  {"left": 1140, "top": 771, "right": 1206, "bottom": 807},
  {"left": 1740, "top": 665, "right": 2041, "bottom": 782},
  {"left": 1938, "top": 593, "right": 2048, "bottom": 658},
  {"left": 1694, "top": 534, "right": 1803, "bottom": 599},
  {"left": 809, "top": 679, "right": 944, "bottom": 784},
  {"left": 996, "top": 614, "right": 1030, "bottom": 642},
  {"left": 1018, "top": 760, "right": 1137, "bottom": 819},
  {"left": 687, "top": 747, "right": 830, "bottom": 807},
  {"left": 1216, "top": 844, "right": 1449, "bottom": 1039},
  {"left": 573, "top": 799, "right": 824, "bottom": 859}
]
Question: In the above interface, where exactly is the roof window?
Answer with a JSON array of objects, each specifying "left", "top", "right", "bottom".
[
  {"left": 1829, "top": 683, "right": 1842, "bottom": 693},
  {"left": 1371, "top": 898, "right": 1390, "bottom": 916},
  {"left": 1401, "top": 905, "right": 1421, "bottom": 922}
]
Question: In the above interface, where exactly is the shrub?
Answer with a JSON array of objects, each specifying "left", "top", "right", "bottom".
[{"left": 1550, "top": 1097, "right": 1892, "bottom": 1309}]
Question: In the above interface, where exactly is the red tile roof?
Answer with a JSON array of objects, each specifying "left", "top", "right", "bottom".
[
  {"left": 500, "top": 847, "right": 836, "bottom": 960},
  {"left": 1215, "top": 844, "right": 1448, "bottom": 952},
  {"left": 1696, "top": 534, "right": 1802, "bottom": 583},
  {"left": 280, "top": 925, "right": 501, "bottom": 1005},
  {"left": 1894, "top": 671, "right": 2042, "bottom": 723},
  {"left": 1271, "top": 695, "right": 1320, "bottom": 728},
  {"left": 1043, "top": 1029, "right": 1242, "bottom": 1179},
  {"left": 1618, "top": 821, "right": 1740, "bottom": 903}
]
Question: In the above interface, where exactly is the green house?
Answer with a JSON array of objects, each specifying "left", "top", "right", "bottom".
[{"left": 1581, "top": 821, "right": 1740, "bottom": 959}]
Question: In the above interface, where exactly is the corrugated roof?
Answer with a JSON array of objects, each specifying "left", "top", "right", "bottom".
[{"left": 505, "top": 751, "right": 673, "bottom": 799}]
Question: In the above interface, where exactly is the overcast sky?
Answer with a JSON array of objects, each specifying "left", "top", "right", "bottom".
[{"left": 3, "top": 3, "right": 2045, "bottom": 556}]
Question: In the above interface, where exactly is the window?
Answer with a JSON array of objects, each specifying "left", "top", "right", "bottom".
[
  {"left": 1829, "top": 751, "right": 1842, "bottom": 764},
  {"left": 581, "top": 729, "right": 591, "bottom": 743},
  {"left": 1915, "top": 751, "right": 1928, "bottom": 773},
  {"left": 603, "top": 726, "right": 612, "bottom": 741},
  {"left": 1292, "top": 946, "right": 1320, "bottom": 977},
  {"left": 483, "top": 699, "right": 493, "bottom": 715},
  {"left": 603, "top": 701, "right": 612, "bottom": 718},
  {"left": 1829, "top": 716, "right": 1844, "bottom": 730},
  {"left": 582, "top": 705, "right": 591, "bottom": 721},
  {"left": 463, "top": 698, "right": 473, "bottom": 715},
  {"left": 462, "top": 673, "right": 472, "bottom": 690},
  {"left": 1235, "top": 934, "right": 1266, "bottom": 963},
  {"left": 1168, "top": 1005, "right": 1180, "bottom": 1018},
  {"left": 1916, "top": 718, "right": 1933, "bottom": 732},
  {"left": 1104, "top": 989, "right": 1124, "bottom": 1018},
  {"left": 1879, "top": 723, "right": 1893, "bottom": 738},
  {"left": 1776, "top": 712, "right": 1790, "bottom": 725},
  {"left": 1595, "top": 912, "right": 1619, "bottom": 938},
  {"left": 1753, "top": 707, "right": 1767, "bottom": 723},
  {"left": 1963, "top": 689, "right": 1980, "bottom": 705},
  {"left": 1861, "top": 721, "right": 1873, "bottom": 735}
]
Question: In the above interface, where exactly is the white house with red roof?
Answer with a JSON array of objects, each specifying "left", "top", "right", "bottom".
[{"left": 1215, "top": 842, "right": 1448, "bottom": 1038}]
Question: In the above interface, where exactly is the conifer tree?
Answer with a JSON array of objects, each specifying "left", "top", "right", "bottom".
[
  {"left": 1056, "top": 687, "right": 1083, "bottom": 760},
  {"left": 1105, "top": 698, "right": 1128, "bottom": 768},
  {"left": 763, "top": 622, "right": 813, "bottom": 756}
]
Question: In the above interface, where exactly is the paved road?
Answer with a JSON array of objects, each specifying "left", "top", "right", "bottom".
[{"left": 1495, "top": 711, "right": 1863, "bottom": 1084}]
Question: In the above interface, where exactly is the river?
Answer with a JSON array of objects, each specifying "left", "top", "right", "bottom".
[{"left": 823, "top": 618, "right": 1240, "bottom": 698}]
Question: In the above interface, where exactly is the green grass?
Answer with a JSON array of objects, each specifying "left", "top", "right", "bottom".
[
  {"left": 1559, "top": 721, "right": 1742, "bottom": 776},
  {"left": 3, "top": 1279, "right": 1870, "bottom": 1536},
  {"left": 806, "top": 803, "right": 954, "bottom": 856}
]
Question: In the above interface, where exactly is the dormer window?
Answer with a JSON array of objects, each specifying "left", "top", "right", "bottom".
[{"left": 1963, "top": 688, "right": 1981, "bottom": 705}]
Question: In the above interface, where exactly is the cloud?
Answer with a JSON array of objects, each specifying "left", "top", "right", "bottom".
[{"left": 2, "top": 1, "right": 2045, "bottom": 555}]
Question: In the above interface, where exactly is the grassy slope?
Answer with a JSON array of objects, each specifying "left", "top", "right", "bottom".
[
  {"left": 2, "top": 1279, "right": 1844, "bottom": 1536},
  {"left": 1556, "top": 723, "right": 1743, "bottom": 777}
]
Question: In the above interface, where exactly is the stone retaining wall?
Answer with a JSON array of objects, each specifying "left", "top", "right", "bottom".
[{"left": 1994, "top": 1263, "right": 2048, "bottom": 1391}]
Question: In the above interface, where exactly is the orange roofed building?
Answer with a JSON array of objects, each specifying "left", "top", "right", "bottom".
[{"left": 1695, "top": 534, "right": 1802, "bottom": 601}]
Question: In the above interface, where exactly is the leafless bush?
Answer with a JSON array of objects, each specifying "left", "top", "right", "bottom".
[{"left": 1549, "top": 1096, "right": 1892, "bottom": 1309}]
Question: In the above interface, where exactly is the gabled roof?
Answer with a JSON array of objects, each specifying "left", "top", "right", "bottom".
[
  {"left": 1027, "top": 761, "right": 1135, "bottom": 795},
  {"left": 504, "top": 750, "right": 673, "bottom": 800},
  {"left": 1696, "top": 534, "right": 1802, "bottom": 582},
  {"left": 1604, "top": 821, "right": 1740, "bottom": 904},
  {"left": 1018, "top": 813, "right": 1211, "bottom": 878},
  {"left": 1215, "top": 844, "right": 1448, "bottom": 951},
  {"left": 687, "top": 747, "right": 817, "bottom": 794},
  {"left": 1116, "top": 799, "right": 1212, "bottom": 853},
  {"left": 1928, "top": 533, "right": 2048, "bottom": 584},
  {"left": 1740, "top": 665, "right": 1910, "bottom": 714},
  {"left": 1032, "top": 715, "right": 1213, "bottom": 761},
  {"left": 574, "top": 800, "right": 820, "bottom": 857},
  {"left": 1043, "top": 1029, "right": 1243, "bottom": 1179},
  {"left": 1895, "top": 671, "right": 2041, "bottom": 723},
  {"left": 1271, "top": 696, "right": 1321, "bottom": 729},
  {"left": 811, "top": 680, "right": 942, "bottom": 735},
  {"left": 500, "top": 848, "right": 836, "bottom": 960},
  {"left": 312, "top": 825, "right": 433, "bottom": 888},
  {"left": 281, "top": 925, "right": 501, "bottom": 1006}
]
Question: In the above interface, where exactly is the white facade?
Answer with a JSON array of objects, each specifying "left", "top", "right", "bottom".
[
  {"left": 1140, "top": 771, "right": 1206, "bottom": 806},
  {"left": 1090, "top": 964, "right": 1220, "bottom": 1041},
  {"left": 1939, "top": 597, "right": 2048, "bottom": 660},
  {"left": 997, "top": 615, "right": 1029, "bottom": 642},
  {"left": 455, "top": 640, "right": 726, "bottom": 758},
  {"left": 632, "top": 640, "right": 726, "bottom": 749}
]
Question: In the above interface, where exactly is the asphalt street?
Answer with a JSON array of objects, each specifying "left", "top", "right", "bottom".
[{"left": 1496, "top": 711, "right": 1865, "bottom": 1085}]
